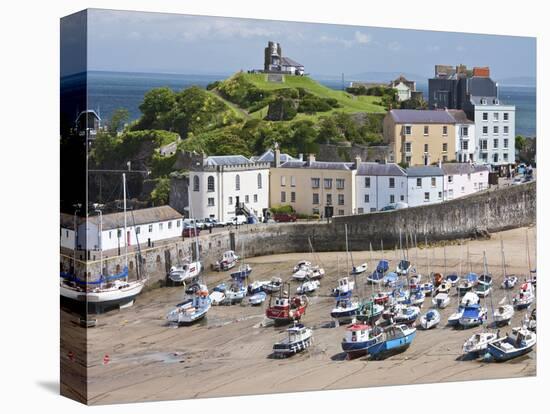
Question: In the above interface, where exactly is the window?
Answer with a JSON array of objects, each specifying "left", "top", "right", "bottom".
[
  {"left": 338, "top": 194, "right": 345, "bottom": 205},
  {"left": 504, "top": 153, "right": 509, "bottom": 161},
  {"left": 390, "top": 194, "right": 395, "bottom": 204},
  {"left": 494, "top": 112, "right": 499, "bottom": 121},
  {"left": 400, "top": 195, "right": 405, "bottom": 201},
  {"left": 404, "top": 142, "right": 412, "bottom": 153},
  {"left": 482, "top": 112, "right": 488, "bottom": 121},
  {"left": 108, "top": 231, "right": 111, "bottom": 239},
  {"left": 493, "top": 153, "right": 499, "bottom": 163},
  {"left": 424, "top": 126, "right": 429, "bottom": 135},
  {"left": 482, "top": 126, "right": 488, "bottom": 135},
  {"left": 245, "top": 195, "right": 249, "bottom": 203},
  {"left": 503, "top": 126, "right": 509, "bottom": 134},
  {"left": 431, "top": 177, "right": 436, "bottom": 187},
  {"left": 159, "top": 223, "right": 164, "bottom": 231},
  {"left": 449, "top": 189, "right": 454, "bottom": 197},
  {"left": 493, "top": 126, "right": 499, "bottom": 134},
  {"left": 148, "top": 224, "right": 153, "bottom": 233},
  {"left": 405, "top": 156, "right": 411, "bottom": 164},
  {"left": 424, "top": 143, "right": 428, "bottom": 153},
  {"left": 364, "top": 194, "right": 370, "bottom": 203},
  {"left": 207, "top": 176, "right": 215, "bottom": 192},
  {"left": 504, "top": 139, "right": 509, "bottom": 149},
  {"left": 324, "top": 178, "right": 333, "bottom": 189},
  {"left": 136, "top": 227, "right": 141, "bottom": 235},
  {"left": 168, "top": 221, "right": 172, "bottom": 229},
  {"left": 424, "top": 192, "right": 430, "bottom": 202},
  {"left": 280, "top": 192, "right": 286, "bottom": 203},
  {"left": 117, "top": 229, "right": 122, "bottom": 238},
  {"left": 257, "top": 173, "right": 262, "bottom": 189},
  {"left": 461, "top": 186, "right": 465, "bottom": 193},
  {"left": 438, "top": 191, "right": 443, "bottom": 199},
  {"left": 443, "top": 155, "right": 448, "bottom": 162},
  {"left": 404, "top": 125, "right": 412, "bottom": 135},
  {"left": 493, "top": 139, "right": 499, "bottom": 148},
  {"left": 326, "top": 194, "right": 332, "bottom": 205},
  {"left": 462, "top": 141, "right": 469, "bottom": 150},
  {"left": 236, "top": 174, "right": 241, "bottom": 190},
  {"left": 442, "top": 143, "right": 448, "bottom": 152},
  {"left": 448, "top": 175, "right": 453, "bottom": 183},
  {"left": 291, "top": 192, "right": 296, "bottom": 203},
  {"left": 504, "top": 112, "right": 509, "bottom": 121},
  {"left": 462, "top": 126, "right": 469, "bottom": 136},
  {"left": 290, "top": 176, "right": 296, "bottom": 187},
  {"left": 442, "top": 126, "right": 448, "bottom": 135},
  {"left": 358, "top": 208, "right": 364, "bottom": 214},
  {"left": 311, "top": 178, "right": 320, "bottom": 188},
  {"left": 336, "top": 179, "right": 345, "bottom": 189},
  {"left": 312, "top": 193, "right": 319, "bottom": 205},
  {"left": 177, "top": 220, "right": 181, "bottom": 228},
  {"left": 228, "top": 196, "right": 233, "bottom": 205},
  {"left": 481, "top": 140, "right": 488, "bottom": 150},
  {"left": 389, "top": 177, "right": 395, "bottom": 188},
  {"left": 338, "top": 210, "right": 345, "bottom": 216},
  {"left": 416, "top": 178, "right": 422, "bottom": 187},
  {"left": 365, "top": 177, "right": 371, "bottom": 188},
  {"left": 253, "top": 194, "right": 258, "bottom": 203},
  {"left": 193, "top": 175, "right": 199, "bottom": 192}
]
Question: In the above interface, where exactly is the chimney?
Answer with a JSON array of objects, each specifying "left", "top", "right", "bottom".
[
  {"left": 307, "top": 153, "right": 316, "bottom": 165},
  {"left": 354, "top": 155, "right": 362, "bottom": 170},
  {"left": 298, "top": 153, "right": 303, "bottom": 161},
  {"left": 274, "top": 143, "right": 281, "bottom": 168},
  {"left": 438, "top": 159, "right": 442, "bottom": 168}
]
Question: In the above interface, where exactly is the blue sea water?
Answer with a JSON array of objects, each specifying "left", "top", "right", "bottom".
[{"left": 80, "top": 71, "right": 536, "bottom": 137}]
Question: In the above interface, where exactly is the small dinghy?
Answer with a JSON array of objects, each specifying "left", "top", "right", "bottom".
[
  {"left": 272, "top": 323, "right": 313, "bottom": 358},
  {"left": 221, "top": 283, "right": 247, "bottom": 305},
  {"left": 296, "top": 279, "right": 320, "bottom": 295},
  {"left": 310, "top": 265, "right": 325, "bottom": 280},
  {"left": 501, "top": 275, "right": 518, "bottom": 289},
  {"left": 392, "top": 286, "right": 410, "bottom": 304},
  {"left": 367, "top": 260, "right": 389, "bottom": 284},
  {"left": 209, "top": 290, "right": 225, "bottom": 306},
  {"left": 419, "top": 282, "right": 434, "bottom": 296},
  {"left": 448, "top": 292, "right": 479, "bottom": 326},
  {"left": 407, "top": 288, "right": 426, "bottom": 307},
  {"left": 513, "top": 282, "right": 535, "bottom": 310},
  {"left": 214, "top": 250, "right": 239, "bottom": 271},
  {"left": 493, "top": 304, "right": 514, "bottom": 326},
  {"left": 248, "top": 280, "right": 270, "bottom": 295},
  {"left": 432, "top": 292, "right": 451, "bottom": 308},
  {"left": 463, "top": 331, "right": 499, "bottom": 354},
  {"left": 231, "top": 263, "right": 252, "bottom": 280},
  {"left": 458, "top": 272, "right": 478, "bottom": 295},
  {"left": 420, "top": 309, "right": 440, "bottom": 330},
  {"left": 434, "top": 281, "right": 452, "bottom": 296},
  {"left": 408, "top": 273, "right": 422, "bottom": 289},
  {"left": 487, "top": 327, "right": 536, "bottom": 362},
  {"left": 293, "top": 260, "right": 311, "bottom": 273},
  {"left": 350, "top": 263, "right": 368, "bottom": 275},
  {"left": 474, "top": 274, "right": 493, "bottom": 298},
  {"left": 383, "top": 272, "right": 399, "bottom": 288},
  {"left": 394, "top": 305, "right": 420, "bottom": 325},
  {"left": 167, "top": 285, "right": 211, "bottom": 325},
  {"left": 331, "top": 297, "right": 359, "bottom": 324},
  {"left": 523, "top": 308, "right": 536, "bottom": 333},
  {"left": 356, "top": 300, "right": 384, "bottom": 324},
  {"left": 373, "top": 291, "right": 391, "bottom": 306},
  {"left": 263, "top": 277, "right": 283, "bottom": 293},
  {"left": 458, "top": 304, "right": 487, "bottom": 328},
  {"left": 168, "top": 261, "right": 202, "bottom": 284},
  {"left": 366, "top": 324, "right": 417, "bottom": 360},
  {"left": 445, "top": 273, "right": 460, "bottom": 286},
  {"left": 396, "top": 260, "right": 412, "bottom": 276},
  {"left": 292, "top": 267, "right": 311, "bottom": 281},
  {"left": 332, "top": 277, "right": 355, "bottom": 297},
  {"left": 248, "top": 291, "right": 267, "bottom": 306},
  {"left": 341, "top": 324, "right": 383, "bottom": 359}
]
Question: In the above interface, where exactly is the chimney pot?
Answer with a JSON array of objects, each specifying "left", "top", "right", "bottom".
[{"left": 308, "top": 153, "right": 316, "bottom": 164}]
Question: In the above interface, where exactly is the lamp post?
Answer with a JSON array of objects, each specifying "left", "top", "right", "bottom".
[
  {"left": 72, "top": 203, "right": 81, "bottom": 274},
  {"left": 93, "top": 203, "right": 104, "bottom": 278}
]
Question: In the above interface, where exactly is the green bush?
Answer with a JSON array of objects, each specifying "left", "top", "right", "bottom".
[{"left": 270, "top": 205, "right": 295, "bottom": 214}]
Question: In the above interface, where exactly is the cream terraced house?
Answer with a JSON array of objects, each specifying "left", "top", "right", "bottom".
[
  {"left": 269, "top": 151, "right": 357, "bottom": 217},
  {"left": 383, "top": 109, "right": 459, "bottom": 166}
]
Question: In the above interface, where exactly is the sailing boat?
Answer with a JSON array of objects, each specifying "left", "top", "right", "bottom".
[
  {"left": 487, "top": 327, "right": 536, "bottom": 361},
  {"left": 346, "top": 224, "right": 367, "bottom": 275},
  {"left": 367, "top": 240, "right": 389, "bottom": 285},
  {"left": 166, "top": 284, "right": 211, "bottom": 325},
  {"left": 493, "top": 238, "right": 514, "bottom": 326},
  {"left": 60, "top": 173, "right": 146, "bottom": 313}
]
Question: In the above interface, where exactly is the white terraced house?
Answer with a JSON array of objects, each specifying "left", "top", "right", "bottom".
[
  {"left": 188, "top": 155, "right": 270, "bottom": 223},
  {"left": 60, "top": 205, "right": 184, "bottom": 252},
  {"left": 448, "top": 110, "right": 476, "bottom": 163},
  {"left": 406, "top": 166, "right": 444, "bottom": 207},
  {"left": 355, "top": 160, "right": 408, "bottom": 213},
  {"left": 442, "top": 163, "right": 490, "bottom": 201}
]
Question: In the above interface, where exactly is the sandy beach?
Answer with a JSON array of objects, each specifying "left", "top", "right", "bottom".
[{"left": 61, "top": 226, "right": 536, "bottom": 404}]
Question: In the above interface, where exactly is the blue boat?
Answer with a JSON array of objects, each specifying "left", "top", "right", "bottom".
[
  {"left": 341, "top": 324, "right": 384, "bottom": 358},
  {"left": 366, "top": 324, "right": 417, "bottom": 360},
  {"left": 487, "top": 327, "right": 536, "bottom": 362},
  {"left": 367, "top": 260, "right": 389, "bottom": 284},
  {"left": 331, "top": 297, "right": 359, "bottom": 323},
  {"left": 231, "top": 264, "right": 252, "bottom": 280},
  {"left": 248, "top": 291, "right": 267, "bottom": 306},
  {"left": 458, "top": 304, "right": 487, "bottom": 328},
  {"left": 383, "top": 271, "right": 399, "bottom": 287}
]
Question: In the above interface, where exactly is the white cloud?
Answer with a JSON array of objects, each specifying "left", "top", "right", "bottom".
[{"left": 354, "top": 31, "right": 372, "bottom": 44}]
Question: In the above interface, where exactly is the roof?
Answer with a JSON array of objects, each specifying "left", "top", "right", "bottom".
[
  {"left": 62, "top": 206, "right": 183, "bottom": 231},
  {"left": 279, "top": 160, "right": 354, "bottom": 170},
  {"left": 447, "top": 109, "right": 474, "bottom": 124},
  {"left": 441, "top": 163, "right": 490, "bottom": 175},
  {"left": 280, "top": 56, "right": 304, "bottom": 68},
  {"left": 204, "top": 155, "right": 251, "bottom": 166},
  {"left": 254, "top": 149, "right": 298, "bottom": 163},
  {"left": 388, "top": 109, "right": 456, "bottom": 124},
  {"left": 470, "top": 95, "right": 514, "bottom": 107},
  {"left": 356, "top": 162, "right": 406, "bottom": 177},
  {"left": 406, "top": 166, "right": 444, "bottom": 177}
]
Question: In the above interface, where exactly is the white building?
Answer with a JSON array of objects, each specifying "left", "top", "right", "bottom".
[
  {"left": 406, "top": 166, "right": 444, "bottom": 207},
  {"left": 355, "top": 161, "right": 407, "bottom": 213},
  {"left": 448, "top": 110, "right": 476, "bottom": 163},
  {"left": 389, "top": 76, "right": 417, "bottom": 102},
  {"left": 60, "top": 206, "right": 184, "bottom": 252},
  {"left": 442, "top": 163, "right": 490, "bottom": 201},
  {"left": 189, "top": 155, "right": 270, "bottom": 222},
  {"left": 471, "top": 97, "right": 515, "bottom": 166}
]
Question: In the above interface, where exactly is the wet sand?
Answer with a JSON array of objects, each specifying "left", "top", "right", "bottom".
[{"left": 61, "top": 226, "right": 536, "bottom": 404}]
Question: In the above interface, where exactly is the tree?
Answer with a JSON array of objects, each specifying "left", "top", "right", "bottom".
[
  {"left": 150, "top": 178, "right": 170, "bottom": 205},
  {"left": 137, "top": 87, "right": 176, "bottom": 129},
  {"left": 515, "top": 135, "right": 526, "bottom": 150},
  {"left": 107, "top": 108, "right": 129, "bottom": 135}
]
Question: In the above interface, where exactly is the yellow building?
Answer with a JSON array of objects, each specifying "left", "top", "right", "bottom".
[
  {"left": 269, "top": 151, "right": 357, "bottom": 217},
  {"left": 383, "top": 109, "right": 458, "bottom": 166}
]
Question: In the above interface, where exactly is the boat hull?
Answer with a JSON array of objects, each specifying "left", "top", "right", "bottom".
[
  {"left": 367, "top": 330, "right": 416, "bottom": 360},
  {"left": 342, "top": 336, "right": 381, "bottom": 358},
  {"left": 487, "top": 342, "right": 535, "bottom": 362},
  {"left": 60, "top": 282, "right": 144, "bottom": 314},
  {"left": 273, "top": 336, "right": 312, "bottom": 357}
]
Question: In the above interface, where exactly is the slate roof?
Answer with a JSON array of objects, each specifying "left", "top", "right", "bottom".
[
  {"left": 281, "top": 57, "right": 304, "bottom": 68},
  {"left": 406, "top": 166, "right": 444, "bottom": 177},
  {"left": 254, "top": 149, "right": 298, "bottom": 163},
  {"left": 356, "top": 162, "right": 406, "bottom": 176},
  {"left": 469, "top": 96, "right": 514, "bottom": 107},
  {"left": 441, "top": 163, "right": 490, "bottom": 175},
  {"left": 280, "top": 161, "right": 354, "bottom": 170},
  {"left": 388, "top": 109, "right": 456, "bottom": 124},
  {"left": 205, "top": 155, "right": 251, "bottom": 166},
  {"left": 447, "top": 109, "right": 474, "bottom": 124}
]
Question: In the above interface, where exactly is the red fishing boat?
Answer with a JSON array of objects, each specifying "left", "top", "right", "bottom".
[{"left": 266, "top": 283, "right": 308, "bottom": 324}]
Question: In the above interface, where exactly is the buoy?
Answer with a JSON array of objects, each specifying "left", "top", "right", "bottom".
[{"left": 103, "top": 354, "right": 110, "bottom": 365}]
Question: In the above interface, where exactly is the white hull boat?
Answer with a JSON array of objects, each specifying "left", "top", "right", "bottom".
[
  {"left": 167, "top": 286, "right": 211, "bottom": 325},
  {"left": 168, "top": 261, "right": 202, "bottom": 284},
  {"left": 350, "top": 263, "right": 368, "bottom": 275},
  {"left": 209, "top": 290, "right": 225, "bottom": 305},
  {"left": 419, "top": 309, "right": 440, "bottom": 330},
  {"left": 296, "top": 280, "right": 320, "bottom": 295},
  {"left": 463, "top": 331, "right": 499, "bottom": 354},
  {"left": 272, "top": 323, "right": 313, "bottom": 357},
  {"left": 432, "top": 292, "right": 451, "bottom": 309},
  {"left": 493, "top": 304, "right": 514, "bottom": 326}
]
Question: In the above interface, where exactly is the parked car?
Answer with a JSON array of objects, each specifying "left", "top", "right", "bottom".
[
  {"left": 182, "top": 226, "right": 201, "bottom": 237},
  {"left": 380, "top": 204, "right": 396, "bottom": 212},
  {"left": 198, "top": 219, "right": 214, "bottom": 229},
  {"left": 273, "top": 212, "right": 297, "bottom": 222},
  {"left": 230, "top": 215, "right": 248, "bottom": 225},
  {"left": 204, "top": 218, "right": 222, "bottom": 228}
]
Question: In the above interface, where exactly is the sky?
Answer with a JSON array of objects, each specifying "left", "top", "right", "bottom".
[{"left": 76, "top": 9, "right": 536, "bottom": 83}]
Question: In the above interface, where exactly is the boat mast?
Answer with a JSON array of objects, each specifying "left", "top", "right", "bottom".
[
  {"left": 443, "top": 245, "right": 447, "bottom": 277},
  {"left": 526, "top": 229, "right": 532, "bottom": 275},
  {"left": 483, "top": 251, "right": 495, "bottom": 330},
  {"left": 123, "top": 173, "right": 129, "bottom": 278},
  {"left": 345, "top": 224, "right": 352, "bottom": 272},
  {"left": 369, "top": 242, "right": 374, "bottom": 296}
]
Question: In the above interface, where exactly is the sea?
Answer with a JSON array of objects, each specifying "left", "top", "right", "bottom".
[{"left": 65, "top": 71, "right": 536, "bottom": 138}]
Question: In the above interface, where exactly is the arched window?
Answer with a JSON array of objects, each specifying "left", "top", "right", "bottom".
[
  {"left": 257, "top": 173, "right": 262, "bottom": 189},
  {"left": 207, "top": 176, "right": 215, "bottom": 192},
  {"left": 193, "top": 175, "right": 200, "bottom": 192},
  {"left": 236, "top": 174, "right": 240, "bottom": 191}
]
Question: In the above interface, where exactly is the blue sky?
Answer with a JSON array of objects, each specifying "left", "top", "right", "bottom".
[{"left": 82, "top": 9, "right": 536, "bottom": 83}]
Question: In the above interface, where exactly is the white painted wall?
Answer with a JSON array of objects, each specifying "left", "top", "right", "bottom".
[
  {"left": 407, "top": 176, "right": 444, "bottom": 207},
  {"left": 444, "top": 170, "right": 489, "bottom": 200},
  {"left": 60, "top": 228, "right": 75, "bottom": 249},
  {"left": 189, "top": 168, "right": 270, "bottom": 223},
  {"left": 455, "top": 123, "right": 476, "bottom": 162},
  {"left": 355, "top": 175, "right": 407, "bottom": 213},
  {"left": 474, "top": 103, "right": 516, "bottom": 166}
]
